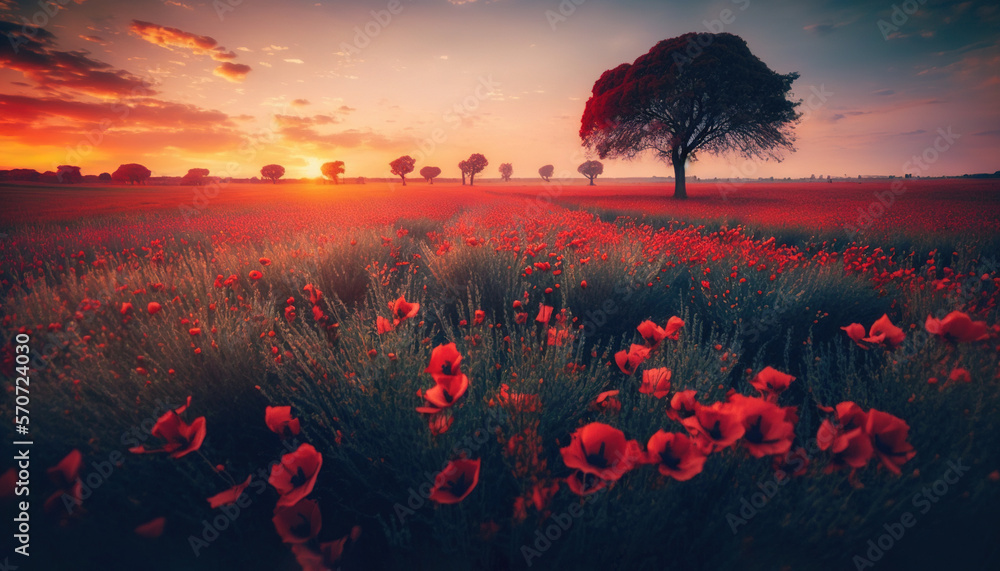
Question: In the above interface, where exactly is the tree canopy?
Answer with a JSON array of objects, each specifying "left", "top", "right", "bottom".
[
  {"left": 321, "top": 161, "right": 345, "bottom": 184},
  {"left": 538, "top": 164, "right": 554, "bottom": 182},
  {"left": 112, "top": 163, "right": 151, "bottom": 185},
  {"left": 578, "top": 160, "right": 603, "bottom": 185},
  {"left": 499, "top": 163, "right": 513, "bottom": 182},
  {"left": 390, "top": 155, "right": 416, "bottom": 186},
  {"left": 261, "top": 164, "right": 285, "bottom": 184},
  {"left": 420, "top": 166, "right": 442, "bottom": 184},
  {"left": 465, "top": 153, "right": 488, "bottom": 186},
  {"left": 580, "top": 33, "right": 799, "bottom": 198}
]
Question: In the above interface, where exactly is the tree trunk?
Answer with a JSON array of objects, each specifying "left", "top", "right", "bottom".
[
  {"left": 401, "top": 176, "right": 406, "bottom": 186},
  {"left": 588, "top": 176, "right": 595, "bottom": 186},
  {"left": 470, "top": 175, "right": 475, "bottom": 186},
  {"left": 673, "top": 154, "right": 687, "bottom": 199}
]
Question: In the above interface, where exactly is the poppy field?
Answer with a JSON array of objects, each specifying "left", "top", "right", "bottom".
[{"left": 2, "top": 180, "right": 999, "bottom": 570}]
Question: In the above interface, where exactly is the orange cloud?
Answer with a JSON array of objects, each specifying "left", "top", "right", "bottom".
[
  {"left": 129, "top": 20, "right": 235, "bottom": 62},
  {"left": 213, "top": 62, "right": 252, "bottom": 82}
]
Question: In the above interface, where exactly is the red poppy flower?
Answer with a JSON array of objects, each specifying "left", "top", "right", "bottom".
[
  {"left": 292, "top": 526, "right": 361, "bottom": 571},
  {"left": 643, "top": 430, "right": 707, "bottom": 481},
  {"left": 498, "top": 384, "right": 541, "bottom": 413},
  {"left": 303, "top": 283, "right": 323, "bottom": 305},
  {"left": 531, "top": 481, "right": 560, "bottom": 512},
  {"left": 840, "top": 323, "right": 868, "bottom": 348},
  {"left": 866, "top": 409, "right": 916, "bottom": 475},
  {"left": 474, "top": 309, "right": 485, "bottom": 325},
  {"left": 816, "top": 400, "right": 868, "bottom": 449},
  {"left": 391, "top": 295, "right": 420, "bottom": 322},
  {"left": 536, "top": 304, "right": 554, "bottom": 324},
  {"left": 591, "top": 390, "right": 621, "bottom": 413},
  {"left": 636, "top": 320, "right": 667, "bottom": 347},
  {"left": 44, "top": 449, "right": 83, "bottom": 513},
  {"left": 426, "top": 343, "right": 462, "bottom": 376},
  {"left": 925, "top": 311, "right": 989, "bottom": 343},
  {"left": 429, "top": 458, "right": 481, "bottom": 504},
  {"left": 749, "top": 366, "right": 796, "bottom": 402},
  {"left": 134, "top": 516, "right": 166, "bottom": 538},
  {"left": 249, "top": 270, "right": 262, "bottom": 280},
  {"left": 376, "top": 315, "right": 394, "bottom": 334},
  {"left": 259, "top": 257, "right": 271, "bottom": 266},
  {"left": 823, "top": 427, "right": 874, "bottom": 471},
  {"left": 863, "top": 314, "right": 906, "bottom": 349},
  {"left": 423, "top": 374, "right": 470, "bottom": 409},
  {"left": 428, "top": 413, "right": 454, "bottom": 435},
  {"left": 147, "top": 302, "right": 162, "bottom": 315},
  {"left": 566, "top": 469, "right": 607, "bottom": 496},
  {"left": 663, "top": 316, "right": 684, "bottom": 340},
  {"left": 272, "top": 498, "right": 322, "bottom": 544},
  {"left": 639, "top": 367, "right": 672, "bottom": 398},
  {"left": 948, "top": 367, "right": 971, "bottom": 383},
  {"left": 265, "top": 406, "right": 301, "bottom": 438},
  {"left": 560, "top": 422, "right": 640, "bottom": 481},
  {"left": 614, "top": 343, "right": 650, "bottom": 375},
  {"left": 189, "top": 327, "right": 201, "bottom": 336},
  {"left": 735, "top": 398, "right": 796, "bottom": 458},
  {"left": 207, "top": 475, "right": 253, "bottom": 508},
  {"left": 47, "top": 449, "right": 82, "bottom": 488},
  {"left": 284, "top": 306, "right": 296, "bottom": 323},
  {"left": 515, "top": 312, "right": 528, "bottom": 324},
  {"left": 269, "top": 443, "right": 323, "bottom": 507},
  {"left": 681, "top": 402, "right": 745, "bottom": 453},
  {"left": 667, "top": 390, "right": 698, "bottom": 422},
  {"left": 547, "top": 326, "right": 571, "bottom": 346},
  {"left": 128, "top": 398, "right": 206, "bottom": 459},
  {"left": 120, "top": 302, "right": 133, "bottom": 315}
]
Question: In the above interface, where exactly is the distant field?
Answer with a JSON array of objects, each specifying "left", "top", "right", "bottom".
[
  {"left": 2, "top": 177, "right": 998, "bottom": 570},
  {"left": 3, "top": 179, "right": 997, "bottom": 238}
]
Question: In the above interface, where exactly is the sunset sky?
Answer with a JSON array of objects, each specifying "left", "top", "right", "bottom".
[{"left": 1, "top": 0, "right": 998, "bottom": 180}]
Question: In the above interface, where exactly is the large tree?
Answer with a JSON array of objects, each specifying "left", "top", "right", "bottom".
[
  {"left": 321, "top": 161, "right": 345, "bottom": 184},
  {"left": 390, "top": 155, "right": 416, "bottom": 186},
  {"left": 465, "top": 153, "right": 488, "bottom": 186},
  {"left": 181, "top": 168, "right": 210, "bottom": 186},
  {"left": 112, "top": 163, "right": 151, "bottom": 185},
  {"left": 538, "top": 164, "right": 554, "bottom": 182},
  {"left": 578, "top": 160, "right": 603, "bottom": 185},
  {"left": 419, "top": 166, "right": 441, "bottom": 184},
  {"left": 56, "top": 165, "right": 82, "bottom": 183},
  {"left": 580, "top": 33, "right": 800, "bottom": 199},
  {"left": 261, "top": 164, "right": 285, "bottom": 184},
  {"left": 499, "top": 163, "right": 513, "bottom": 182}
]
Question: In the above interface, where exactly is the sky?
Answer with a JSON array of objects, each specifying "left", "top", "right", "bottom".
[{"left": 0, "top": 0, "right": 998, "bottom": 180}]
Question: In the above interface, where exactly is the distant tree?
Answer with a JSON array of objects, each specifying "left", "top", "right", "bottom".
[
  {"left": 390, "top": 155, "right": 416, "bottom": 186},
  {"left": 261, "top": 164, "right": 285, "bottom": 184},
  {"left": 56, "top": 165, "right": 82, "bottom": 183},
  {"left": 39, "top": 171, "right": 60, "bottom": 183},
  {"left": 499, "top": 163, "right": 513, "bottom": 182},
  {"left": 458, "top": 160, "right": 470, "bottom": 185},
  {"left": 7, "top": 169, "right": 40, "bottom": 182},
  {"left": 538, "top": 164, "right": 554, "bottom": 182},
  {"left": 466, "top": 153, "right": 488, "bottom": 186},
  {"left": 580, "top": 33, "right": 799, "bottom": 199},
  {"left": 578, "top": 160, "right": 603, "bottom": 185},
  {"left": 112, "top": 163, "right": 151, "bottom": 185},
  {"left": 321, "top": 161, "right": 345, "bottom": 184},
  {"left": 420, "top": 166, "right": 442, "bottom": 184},
  {"left": 181, "top": 168, "right": 210, "bottom": 186},
  {"left": 98, "top": 172, "right": 112, "bottom": 182}
]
